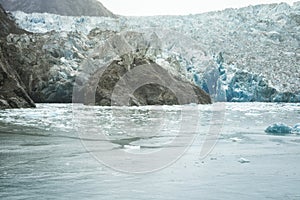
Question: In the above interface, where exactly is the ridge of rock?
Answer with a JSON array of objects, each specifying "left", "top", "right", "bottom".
[{"left": 0, "top": 0, "right": 115, "bottom": 17}]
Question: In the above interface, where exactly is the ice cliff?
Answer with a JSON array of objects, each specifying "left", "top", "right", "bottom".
[{"left": 5, "top": 2, "right": 300, "bottom": 102}]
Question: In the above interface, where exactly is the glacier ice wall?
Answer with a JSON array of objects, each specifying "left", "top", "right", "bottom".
[
  {"left": 196, "top": 53, "right": 300, "bottom": 102},
  {"left": 8, "top": 2, "right": 300, "bottom": 102}
]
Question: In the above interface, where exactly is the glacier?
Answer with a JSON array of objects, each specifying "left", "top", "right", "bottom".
[{"left": 7, "top": 2, "right": 300, "bottom": 102}]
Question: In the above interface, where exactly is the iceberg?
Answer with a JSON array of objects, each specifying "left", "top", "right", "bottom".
[
  {"left": 291, "top": 124, "right": 300, "bottom": 135},
  {"left": 265, "top": 123, "right": 292, "bottom": 135},
  {"left": 238, "top": 158, "right": 250, "bottom": 164}
]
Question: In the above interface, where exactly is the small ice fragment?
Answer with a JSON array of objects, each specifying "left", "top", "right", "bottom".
[
  {"left": 124, "top": 145, "right": 141, "bottom": 150},
  {"left": 230, "top": 137, "right": 242, "bottom": 142},
  {"left": 291, "top": 124, "right": 300, "bottom": 135},
  {"left": 238, "top": 157, "right": 250, "bottom": 164}
]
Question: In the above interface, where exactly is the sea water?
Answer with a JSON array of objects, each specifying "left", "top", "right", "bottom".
[{"left": 0, "top": 103, "right": 299, "bottom": 199}]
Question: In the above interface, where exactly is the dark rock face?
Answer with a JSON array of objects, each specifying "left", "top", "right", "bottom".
[
  {"left": 0, "top": 42, "right": 35, "bottom": 109},
  {"left": 3, "top": 32, "right": 80, "bottom": 103},
  {"left": 0, "top": 4, "right": 35, "bottom": 109},
  {"left": 0, "top": 4, "right": 25, "bottom": 37},
  {"left": 0, "top": 0, "right": 115, "bottom": 17},
  {"left": 84, "top": 55, "right": 211, "bottom": 106},
  {"left": 132, "top": 84, "right": 180, "bottom": 106}
]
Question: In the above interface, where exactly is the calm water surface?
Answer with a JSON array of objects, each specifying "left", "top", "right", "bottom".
[{"left": 0, "top": 103, "right": 300, "bottom": 200}]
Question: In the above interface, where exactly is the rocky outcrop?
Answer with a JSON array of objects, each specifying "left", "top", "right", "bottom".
[
  {"left": 84, "top": 55, "right": 211, "bottom": 106},
  {"left": 0, "top": 0, "right": 115, "bottom": 17},
  {"left": 3, "top": 29, "right": 211, "bottom": 106},
  {"left": 0, "top": 42, "right": 35, "bottom": 109},
  {"left": 0, "top": 4, "right": 25, "bottom": 37},
  {"left": 1, "top": 1, "right": 211, "bottom": 108},
  {"left": 3, "top": 32, "right": 81, "bottom": 103},
  {"left": 0, "top": 5, "right": 35, "bottom": 109}
]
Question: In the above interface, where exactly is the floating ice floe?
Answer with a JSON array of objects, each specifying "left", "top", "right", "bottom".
[
  {"left": 291, "top": 124, "right": 300, "bottom": 135},
  {"left": 265, "top": 123, "right": 292, "bottom": 135},
  {"left": 230, "top": 137, "right": 242, "bottom": 142},
  {"left": 124, "top": 145, "right": 141, "bottom": 150},
  {"left": 238, "top": 158, "right": 250, "bottom": 164}
]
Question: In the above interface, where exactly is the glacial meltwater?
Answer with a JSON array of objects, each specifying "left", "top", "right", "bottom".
[{"left": 0, "top": 103, "right": 300, "bottom": 199}]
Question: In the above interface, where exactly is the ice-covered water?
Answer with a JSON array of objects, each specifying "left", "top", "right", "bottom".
[{"left": 0, "top": 103, "right": 300, "bottom": 199}]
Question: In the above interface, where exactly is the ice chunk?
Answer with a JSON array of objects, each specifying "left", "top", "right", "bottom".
[
  {"left": 291, "top": 124, "right": 300, "bottom": 135},
  {"left": 124, "top": 145, "right": 141, "bottom": 150},
  {"left": 230, "top": 137, "right": 242, "bottom": 142},
  {"left": 265, "top": 123, "right": 292, "bottom": 135},
  {"left": 238, "top": 158, "right": 250, "bottom": 164}
]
